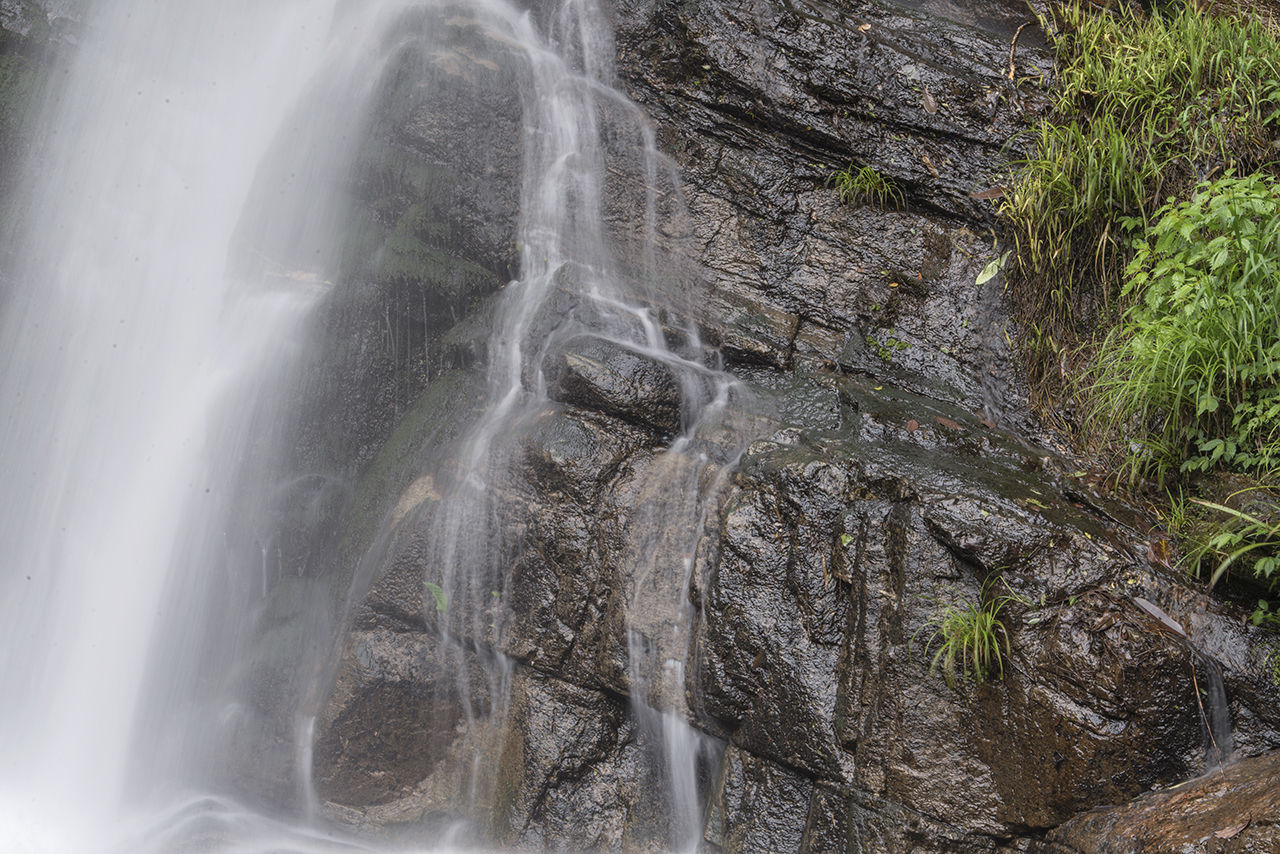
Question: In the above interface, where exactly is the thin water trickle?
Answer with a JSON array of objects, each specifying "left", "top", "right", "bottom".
[{"left": 1197, "top": 654, "right": 1235, "bottom": 772}]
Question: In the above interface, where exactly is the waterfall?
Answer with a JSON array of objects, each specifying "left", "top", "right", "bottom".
[
  {"left": 0, "top": 0, "right": 745, "bottom": 849},
  {"left": 0, "top": 1, "right": 405, "bottom": 849},
  {"left": 355, "top": 0, "right": 753, "bottom": 844}
]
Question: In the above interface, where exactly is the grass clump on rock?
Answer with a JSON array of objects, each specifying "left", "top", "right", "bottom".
[
  {"left": 920, "top": 581, "right": 1022, "bottom": 689},
  {"left": 829, "top": 163, "right": 903, "bottom": 209}
]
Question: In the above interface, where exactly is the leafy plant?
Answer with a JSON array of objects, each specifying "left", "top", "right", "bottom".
[
  {"left": 425, "top": 581, "right": 449, "bottom": 614},
  {"left": 866, "top": 329, "right": 911, "bottom": 362},
  {"left": 975, "top": 250, "right": 1012, "bottom": 286},
  {"left": 830, "top": 163, "right": 903, "bottom": 209},
  {"left": 1186, "top": 496, "right": 1280, "bottom": 588},
  {"left": 1087, "top": 174, "right": 1280, "bottom": 482},
  {"left": 921, "top": 581, "right": 1022, "bottom": 688},
  {"left": 1252, "top": 602, "right": 1280, "bottom": 630},
  {"left": 1000, "top": 1, "right": 1280, "bottom": 397}
]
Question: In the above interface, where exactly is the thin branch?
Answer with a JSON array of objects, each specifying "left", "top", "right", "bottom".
[{"left": 1009, "top": 22, "right": 1031, "bottom": 80}]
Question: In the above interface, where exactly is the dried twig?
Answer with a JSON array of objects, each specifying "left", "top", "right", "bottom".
[{"left": 1009, "top": 22, "right": 1031, "bottom": 80}]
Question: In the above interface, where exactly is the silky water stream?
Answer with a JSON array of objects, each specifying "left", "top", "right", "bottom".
[{"left": 0, "top": 1, "right": 748, "bottom": 851}]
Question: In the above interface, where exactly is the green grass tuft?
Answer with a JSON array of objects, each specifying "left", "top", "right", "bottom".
[
  {"left": 829, "top": 163, "right": 903, "bottom": 209},
  {"left": 921, "top": 580, "right": 1022, "bottom": 689}
]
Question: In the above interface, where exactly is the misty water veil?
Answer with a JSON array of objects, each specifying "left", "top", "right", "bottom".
[{"left": 0, "top": 0, "right": 751, "bottom": 851}]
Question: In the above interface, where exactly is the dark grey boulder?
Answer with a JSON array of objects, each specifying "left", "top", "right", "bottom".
[{"left": 544, "top": 334, "right": 685, "bottom": 437}]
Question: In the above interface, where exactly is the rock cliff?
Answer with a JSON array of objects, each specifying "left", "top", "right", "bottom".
[
  {"left": 5, "top": 0, "right": 1275, "bottom": 850},
  {"left": 298, "top": 0, "right": 1280, "bottom": 850},
  {"left": 285, "top": 0, "right": 1280, "bottom": 850}
]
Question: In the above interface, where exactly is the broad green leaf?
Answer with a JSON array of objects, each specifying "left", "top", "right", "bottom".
[
  {"left": 425, "top": 581, "right": 449, "bottom": 614},
  {"left": 975, "top": 251, "right": 1012, "bottom": 285}
]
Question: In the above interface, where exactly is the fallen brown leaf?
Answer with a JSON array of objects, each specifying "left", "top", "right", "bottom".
[
  {"left": 1147, "top": 538, "right": 1171, "bottom": 568},
  {"left": 922, "top": 87, "right": 937, "bottom": 114},
  {"left": 858, "top": 22, "right": 871, "bottom": 32},
  {"left": 906, "top": 419, "right": 918, "bottom": 432},
  {"left": 935, "top": 415, "right": 960, "bottom": 430},
  {"left": 969, "top": 186, "right": 1007, "bottom": 201}
]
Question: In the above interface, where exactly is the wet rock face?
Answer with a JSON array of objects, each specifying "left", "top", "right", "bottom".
[
  {"left": 306, "top": 0, "right": 1280, "bottom": 850},
  {"left": 282, "top": 5, "right": 526, "bottom": 490},
  {"left": 221, "top": 5, "right": 529, "bottom": 803},
  {"left": 613, "top": 0, "right": 1055, "bottom": 426},
  {"left": 544, "top": 335, "right": 685, "bottom": 437},
  {"left": 0, "top": 1, "right": 76, "bottom": 278},
  {"left": 314, "top": 630, "right": 475, "bottom": 807},
  {"left": 1031, "top": 750, "right": 1280, "bottom": 854},
  {"left": 691, "top": 386, "right": 1217, "bottom": 846},
  {"left": 311, "top": 380, "right": 705, "bottom": 839}
]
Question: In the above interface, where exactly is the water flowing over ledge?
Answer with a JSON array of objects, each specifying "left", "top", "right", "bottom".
[
  {"left": 0, "top": 0, "right": 749, "bottom": 849},
  {"left": 3, "top": 0, "right": 1280, "bottom": 852}
]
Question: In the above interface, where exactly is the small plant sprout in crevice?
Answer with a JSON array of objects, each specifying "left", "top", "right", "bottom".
[
  {"left": 866, "top": 329, "right": 911, "bottom": 362},
  {"left": 829, "top": 163, "right": 904, "bottom": 209},
  {"left": 919, "top": 578, "right": 1025, "bottom": 689}
]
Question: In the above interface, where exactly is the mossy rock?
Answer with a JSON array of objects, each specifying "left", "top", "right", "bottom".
[
  {"left": 337, "top": 368, "right": 485, "bottom": 576},
  {"left": 375, "top": 203, "right": 500, "bottom": 304}
]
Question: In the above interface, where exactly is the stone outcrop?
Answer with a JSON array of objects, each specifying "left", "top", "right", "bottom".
[
  {"left": 1031, "top": 751, "right": 1280, "bottom": 854},
  {"left": 262, "top": 0, "right": 1280, "bottom": 850}
]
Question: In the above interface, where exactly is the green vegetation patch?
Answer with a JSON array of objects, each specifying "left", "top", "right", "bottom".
[
  {"left": 1090, "top": 174, "right": 1280, "bottom": 481},
  {"left": 1000, "top": 1, "right": 1280, "bottom": 627},
  {"left": 1001, "top": 1, "right": 1280, "bottom": 394},
  {"left": 1168, "top": 484, "right": 1280, "bottom": 623}
]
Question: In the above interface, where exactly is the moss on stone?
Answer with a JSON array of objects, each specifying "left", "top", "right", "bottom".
[
  {"left": 338, "top": 368, "right": 483, "bottom": 572},
  {"left": 376, "top": 202, "right": 498, "bottom": 301}
]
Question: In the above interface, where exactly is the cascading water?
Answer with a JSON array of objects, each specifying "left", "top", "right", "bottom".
[
  {"left": 0, "top": 1, "right": 409, "bottom": 850},
  {"left": 0, "top": 0, "right": 751, "bottom": 850},
  {"left": 351, "top": 0, "right": 756, "bottom": 845}
]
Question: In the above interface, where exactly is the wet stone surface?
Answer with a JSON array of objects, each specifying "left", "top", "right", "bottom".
[
  {"left": 300, "top": 0, "right": 1280, "bottom": 850},
  {"left": 1032, "top": 750, "right": 1280, "bottom": 854},
  {"left": 544, "top": 335, "right": 686, "bottom": 438}
]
